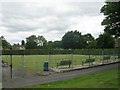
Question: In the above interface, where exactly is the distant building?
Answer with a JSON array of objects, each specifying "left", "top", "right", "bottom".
[
  {"left": 12, "top": 44, "right": 25, "bottom": 50},
  {"left": 115, "top": 38, "right": 120, "bottom": 48}
]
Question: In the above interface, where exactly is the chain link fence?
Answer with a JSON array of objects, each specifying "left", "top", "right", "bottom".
[{"left": 2, "top": 48, "right": 120, "bottom": 78}]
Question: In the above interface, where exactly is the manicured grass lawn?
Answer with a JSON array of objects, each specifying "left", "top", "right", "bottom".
[
  {"left": 29, "top": 68, "right": 119, "bottom": 88},
  {"left": 2, "top": 55, "right": 117, "bottom": 72}
]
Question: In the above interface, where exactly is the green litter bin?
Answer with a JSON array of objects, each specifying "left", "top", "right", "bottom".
[{"left": 44, "top": 61, "right": 49, "bottom": 71}]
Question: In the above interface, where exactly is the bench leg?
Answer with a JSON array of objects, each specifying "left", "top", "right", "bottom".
[
  {"left": 89, "top": 62, "right": 90, "bottom": 66},
  {"left": 69, "top": 64, "right": 70, "bottom": 68},
  {"left": 82, "top": 62, "right": 84, "bottom": 66}
]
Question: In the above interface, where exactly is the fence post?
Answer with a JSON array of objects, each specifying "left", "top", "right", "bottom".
[
  {"left": 35, "top": 55, "right": 37, "bottom": 72},
  {"left": 49, "top": 53, "right": 51, "bottom": 68},
  {"left": 21, "top": 54, "right": 25, "bottom": 77},
  {"left": 71, "top": 49, "right": 73, "bottom": 68},
  {"left": 88, "top": 49, "right": 90, "bottom": 66},
  {"left": 113, "top": 49, "right": 115, "bottom": 62},
  {"left": 102, "top": 50, "right": 104, "bottom": 64},
  {"left": 10, "top": 47, "right": 12, "bottom": 78}
]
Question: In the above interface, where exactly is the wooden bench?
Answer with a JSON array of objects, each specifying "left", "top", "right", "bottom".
[
  {"left": 57, "top": 60, "right": 72, "bottom": 68},
  {"left": 101, "top": 56, "right": 111, "bottom": 63},
  {"left": 82, "top": 58, "right": 95, "bottom": 66}
]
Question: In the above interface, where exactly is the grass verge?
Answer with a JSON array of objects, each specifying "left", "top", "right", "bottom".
[{"left": 28, "top": 67, "right": 119, "bottom": 88}]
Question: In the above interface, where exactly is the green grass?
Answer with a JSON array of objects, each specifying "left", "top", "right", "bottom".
[
  {"left": 29, "top": 68, "right": 119, "bottom": 88},
  {"left": 2, "top": 54, "right": 117, "bottom": 72}
]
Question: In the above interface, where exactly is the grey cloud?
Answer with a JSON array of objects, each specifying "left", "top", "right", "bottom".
[
  {"left": 67, "top": 2, "right": 104, "bottom": 16},
  {"left": 0, "top": 2, "right": 104, "bottom": 43}
]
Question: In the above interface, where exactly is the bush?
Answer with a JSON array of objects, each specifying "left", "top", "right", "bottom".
[{"left": 2, "top": 48, "right": 119, "bottom": 55}]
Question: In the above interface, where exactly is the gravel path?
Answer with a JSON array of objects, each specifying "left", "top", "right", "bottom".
[{"left": 2, "top": 62, "right": 119, "bottom": 88}]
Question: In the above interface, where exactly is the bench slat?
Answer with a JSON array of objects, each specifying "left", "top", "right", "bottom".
[
  {"left": 57, "top": 60, "right": 72, "bottom": 68},
  {"left": 82, "top": 58, "right": 95, "bottom": 66}
]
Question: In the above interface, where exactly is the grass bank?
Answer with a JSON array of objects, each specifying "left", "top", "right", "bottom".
[{"left": 29, "top": 67, "right": 119, "bottom": 88}]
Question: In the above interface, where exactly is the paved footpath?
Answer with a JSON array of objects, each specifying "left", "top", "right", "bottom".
[{"left": 2, "top": 62, "right": 119, "bottom": 88}]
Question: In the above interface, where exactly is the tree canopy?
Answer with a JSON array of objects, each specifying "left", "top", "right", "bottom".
[
  {"left": 21, "top": 40, "right": 25, "bottom": 45},
  {"left": 101, "top": 2, "right": 120, "bottom": 38},
  {"left": 83, "top": 34, "right": 96, "bottom": 48},
  {"left": 25, "top": 35, "right": 47, "bottom": 49},
  {"left": 96, "top": 32, "right": 114, "bottom": 49},
  {"left": 0, "top": 36, "right": 11, "bottom": 49},
  {"left": 62, "top": 30, "right": 87, "bottom": 49}
]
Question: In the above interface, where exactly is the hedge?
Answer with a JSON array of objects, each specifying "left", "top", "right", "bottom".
[{"left": 2, "top": 48, "right": 119, "bottom": 55}]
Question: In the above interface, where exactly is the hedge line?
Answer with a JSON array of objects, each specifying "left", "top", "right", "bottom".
[{"left": 2, "top": 48, "right": 119, "bottom": 55}]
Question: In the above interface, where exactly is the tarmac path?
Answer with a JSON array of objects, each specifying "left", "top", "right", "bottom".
[{"left": 2, "top": 62, "right": 119, "bottom": 88}]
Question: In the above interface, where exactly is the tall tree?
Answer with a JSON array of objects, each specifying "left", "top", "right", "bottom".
[
  {"left": 21, "top": 40, "right": 25, "bottom": 45},
  {"left": 83, "top": 33, "right": 96, "bottom": 48},
  {"left": 47, "top": 41, "right": 62, "bottom": 49},
  {"left": 0, "top": 36, "right": 11, "bottom": 49},
  {"left": 25, "top": 35, "right": 47, "bottom": 49},
  {"left": 101, "top": 2, "right": 120, "bottom": 38},
  {"left": 83, "top": 33, "right": 94, "bottom": 42},
  {"left": 47, "top": 41, "right": 54, "bottom": 49},
  {"left": 62, "top": 30, "right": 87, "bottom": 49},
  {"left": 37, "top": 36, "right": 47, "bottom": 47},
  {"left": 96, "top": 32, "right": 114, "bottom": 49},
  {"left": 52, "top": 41, "right": 62, "bottom": 49},
  {"left": 25, "top": 35, "right": 37, "bottom": 49}
]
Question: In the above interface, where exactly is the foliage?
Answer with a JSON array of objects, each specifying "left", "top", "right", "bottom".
[
  {"left": 47, "top": 41, "right": 62, "bottom": 49},
  {"left": 0, "top": 36, "right": 11, "bottom": 49},
  {"left": 25, "top": 35, "right": 37, "bottom": 49},
  {"left": 2, "top": 48, "right": 118, "bottom": 55},
  {"left": 25, "top": 35, "right": 47, "bottom": 49},
  {"left": 83, "top": 33, "right": 94, "bottom": 42},
  {"left": 62, "top": 30, "right": 87, "bottom": 49},
  {"left": 83, "top": 33, "right": 96, "bottom": 48},
  {"left": 96, "top": 32, "right": 114, "bottom": 48},
  {"left": 21, "top": 40, "right": 25, "bottom": 45},
  {"left": 37, "top": 36, "right": 47, "bottom": 47},
  {"left": 101, "top": 2, "right": 120, "bottom": 38}
]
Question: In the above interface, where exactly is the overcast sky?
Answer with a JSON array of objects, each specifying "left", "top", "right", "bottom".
[{"left": 0, "top": 0, "right": 106, "bottom": 45}]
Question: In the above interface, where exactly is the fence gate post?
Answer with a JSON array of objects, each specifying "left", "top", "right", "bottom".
[
  {"left": 20, "top": 54, "right": 25, "bottom": 77},
  {"left": 102, "top": 50, "right": 104, "bottom": 64},
  {"left": 10, "top": 47, "right": 12, "bottom": 78},
  {"left": 88, "top": 49, "right": 91, "bottom": 66}
]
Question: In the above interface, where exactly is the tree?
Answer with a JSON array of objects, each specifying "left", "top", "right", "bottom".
[
  {"left": 47, "top": 41, "right": 62, "bottom": 49},
  {"left": 83, "top": 33, "right": 94, "bottom": 42},
  {"left": 21, "top": 40, "right": 25, "bottom": 45},
  {"left": 87, "top": 40, "right": 97, "bottom": 49},
  {"left": 53, "top": 41, "right": 62, "bottom": 49},
  {"left": 47, "top": 41, "right": 53, "bottom": 49},
  {"left": 101, "top": 2, "right": 120, "bottom": 38},
  {"left": 25, "top": 35, "right": 37, "bottom": 49},
  {"left": 62, "top": 30, "right": 87, "bottom": 49},
  {"left": 37, "top": 36, "right": 47, "bottom": 47},
  {"left": 25, "top": 35, "right": 47, "bottom": 49},
  {"left": 96, "top": 32, "right": 114, "bottom": 48},
  {"left": 0, "top": 36, "right": 11, "bottom": 49},
  {"left": 83, "top": 33, "right": 96, "bottom": 48}
]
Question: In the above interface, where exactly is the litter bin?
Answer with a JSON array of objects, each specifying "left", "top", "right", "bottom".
[{"left": 44, "top": 61, "right": 49, "bottom": 71}]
